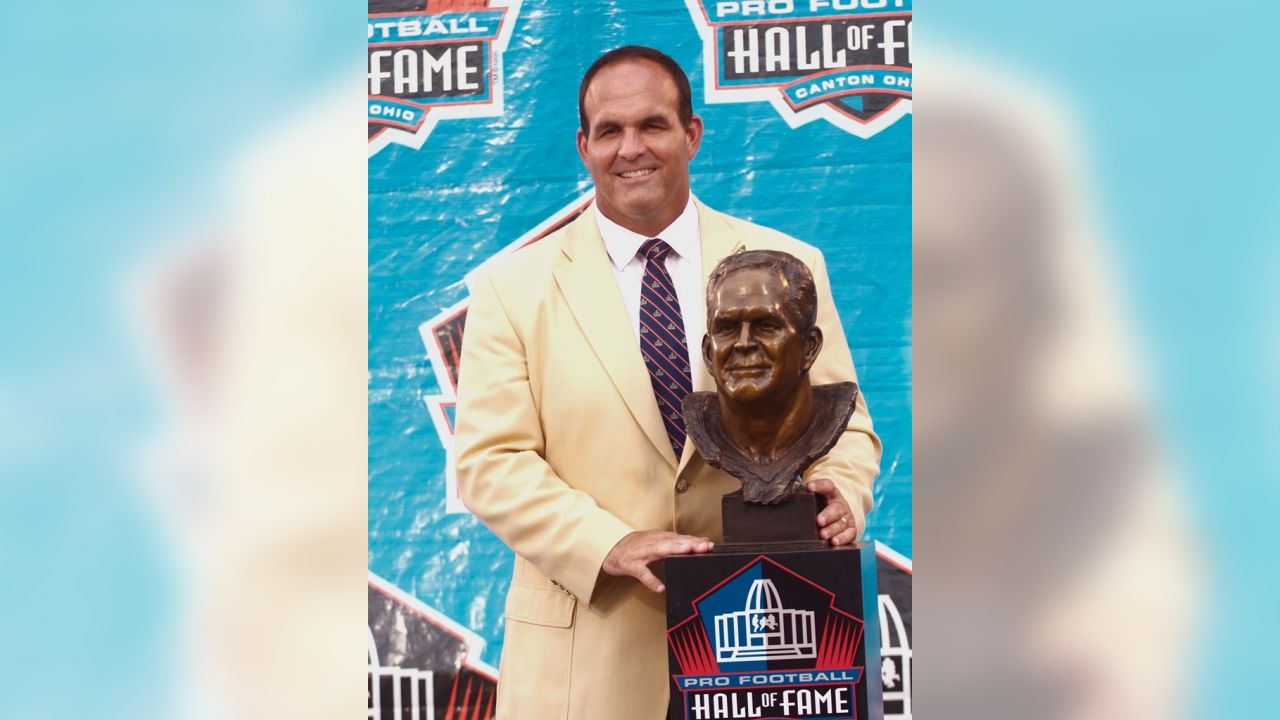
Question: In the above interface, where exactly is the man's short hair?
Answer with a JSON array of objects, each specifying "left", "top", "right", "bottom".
[
  {"left": 706, "top": 250, "right": 819, "bottom": 332},
  {"left": 578, "top": 45, "right": 694, "bottom": 133}
]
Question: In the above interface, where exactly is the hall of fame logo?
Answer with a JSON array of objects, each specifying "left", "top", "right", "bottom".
[
  {"left": 876, "top": 542, "right": 912, "bottom": 719},
  {"left": 714, "top": 578, "right": 817, "bottom": 663},
  {"left": 418, "top": 192, "right": 594, "bottom": 512},
  {"left": 368, "top": 572, "right": 498, "bottom": 719},
  {"left": 683, "top": 0, "right": 912, "bottom": 137},
  {"left": 368, "top": 0, "right": 521, "bottom": 156},
  {"left": 668, "top": 556, "right": 866, "bottom": 719}
]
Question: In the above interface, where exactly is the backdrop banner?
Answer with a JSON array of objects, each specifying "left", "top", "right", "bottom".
[{"left": 368, "top": 2, "right": 911, "bottom": 717}]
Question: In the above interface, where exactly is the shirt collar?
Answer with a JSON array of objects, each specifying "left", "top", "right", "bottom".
[{"left": 596, "top": 196, "right": 700, "bottom": 271}]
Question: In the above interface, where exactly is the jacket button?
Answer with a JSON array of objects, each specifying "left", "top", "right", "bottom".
[{"left": 675, "top": 479, "right": 690, "bottom": 493}]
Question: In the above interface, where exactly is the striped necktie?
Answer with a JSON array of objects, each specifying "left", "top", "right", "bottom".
[{"left": 637, "top": 238, "right": 693, "bottom": 458}]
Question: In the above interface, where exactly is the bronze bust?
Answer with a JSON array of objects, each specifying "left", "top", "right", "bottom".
[{"left": 683, "top": 250, "right": 858, "bottom": 506}]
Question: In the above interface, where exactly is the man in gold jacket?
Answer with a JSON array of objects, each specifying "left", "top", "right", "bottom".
[{"left": 454, "top": 46, "right": 881, "bottom": 719}]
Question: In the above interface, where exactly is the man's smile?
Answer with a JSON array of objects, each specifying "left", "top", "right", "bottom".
[{"left": 615, "top": 167, "right": 657, "bottom": 179}]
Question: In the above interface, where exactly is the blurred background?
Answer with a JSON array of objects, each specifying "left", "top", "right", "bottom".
[
  {"left": 1, "top": 1, "right": 1277, "bottom": 719},
  {"left": 0, "top": 3, "right": 362, "bottom": 719},
  {"left": 920, "top": 4, "right": 1279, "bottom": 718}
]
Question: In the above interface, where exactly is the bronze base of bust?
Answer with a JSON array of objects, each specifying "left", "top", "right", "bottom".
[
  {"left": 714, "top": 489, "right": 828, "bottom": 553},
  {"left": 684, "top": 382, "right": 859, "bottom": 506}
]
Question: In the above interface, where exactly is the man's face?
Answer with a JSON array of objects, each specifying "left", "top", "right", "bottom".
[
  {"left": 703, "top": 267, "right": 822, "bottom": 406},
  {"left": 577, "top": 58, "right": 703, "bottom": 236}
]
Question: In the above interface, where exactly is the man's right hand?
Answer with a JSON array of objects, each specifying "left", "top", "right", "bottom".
[{"left": 602, "top": 530, "right": 714, "bottom": 593}]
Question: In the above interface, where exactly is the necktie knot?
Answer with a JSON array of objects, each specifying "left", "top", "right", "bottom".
[{"left": 640, "top": 238, "right": 673, "bottom": 262}]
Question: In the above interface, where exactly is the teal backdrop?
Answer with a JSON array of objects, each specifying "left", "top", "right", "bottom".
[{"left": 368, "top": 0, "right": 911, "bottom": 670}]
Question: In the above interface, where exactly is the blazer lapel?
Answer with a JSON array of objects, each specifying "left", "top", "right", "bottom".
[
  {"left": 554, "top": 207, "right": 678, "bottom": 469},
  {"left": 676, "top": 201, "right": 745, "bottom": 478}
]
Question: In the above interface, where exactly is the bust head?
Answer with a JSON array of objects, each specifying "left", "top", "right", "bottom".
[
  {"left": 703, "top": 250, "right": 823, "bottom": 409},
  {"left": 685, "top": 250, "right": 858, "bottom": 509}
]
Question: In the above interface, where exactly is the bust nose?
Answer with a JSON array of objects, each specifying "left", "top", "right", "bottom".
[{"left": 733, "top": 322, "right": 755, "bottom": 348}]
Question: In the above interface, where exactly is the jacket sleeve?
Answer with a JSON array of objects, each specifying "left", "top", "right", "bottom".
[
  {"left": 801, "top": 249, "right": 883, "bottom": 539},
  {"left": 453, "top": 266, "right": 634, "bottom": 605}
]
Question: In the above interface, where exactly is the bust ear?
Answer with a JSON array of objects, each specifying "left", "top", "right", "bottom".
[
  {"left": 702, "top": 333, "right": 714, "bottom": 370},
  {"left": 802, "top": 326, "right": 823, "bottom": 371}
]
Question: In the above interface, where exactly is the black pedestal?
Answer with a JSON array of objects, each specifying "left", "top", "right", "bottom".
[{"left": 664, "top": 545, "right": 882, "bottom": 720}]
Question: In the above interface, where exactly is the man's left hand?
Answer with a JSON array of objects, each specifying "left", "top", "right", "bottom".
[{"left": 807, "top": 478, "right": 858, "bottom": 547}]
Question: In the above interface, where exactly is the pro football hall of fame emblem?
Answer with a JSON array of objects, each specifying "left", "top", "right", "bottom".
[
  {"left": 666, "top": 548, "right": 884, "bottom": 720},
  {"left": 684, "top": 0, "right": 912, "bottom": 137},
  {"left": 367, "top": 0, "right": 521, "bottom": 155}
]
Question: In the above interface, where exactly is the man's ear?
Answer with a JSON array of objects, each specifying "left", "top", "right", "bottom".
[
  {"left": 802, "top": 326, "right": 823, "bottom": 371},
  {"left": 576, "top": 127, "right": 589, "bottom": 165},
  {"left": 685, "top": 115, "right": 704, "bottom": 160},
  {"left": 702, "top": 333, "right": 714, "bottom": 370}
]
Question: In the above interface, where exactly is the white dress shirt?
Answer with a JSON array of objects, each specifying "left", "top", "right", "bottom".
[{"left": 595, "top": 197, "right": 705, "bottom": 384}]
